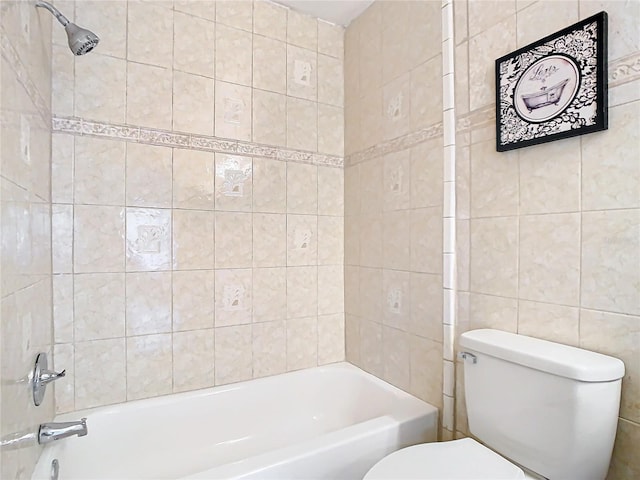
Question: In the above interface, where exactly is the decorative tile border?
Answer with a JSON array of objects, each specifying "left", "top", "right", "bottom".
[
  {"left": 0, "top": 25, "right": 51, "bottom": 127},
  {"left": 344, "top": 122, "right": 444, "bottom": 166},
  {"left": 609, "top": 51, "right": 640, "bottom": 88},
  {"left": 52, "top": 116, "right": 344, "bottom": 168}
]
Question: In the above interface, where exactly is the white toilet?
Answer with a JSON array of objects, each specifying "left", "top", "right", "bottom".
[{"left": 364, "top": 329, "right": 625, "bottom": 480}]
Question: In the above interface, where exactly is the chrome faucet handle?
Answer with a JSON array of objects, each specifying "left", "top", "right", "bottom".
[{"left": 32, "top": 353, "right": 66, "bottom": 406}]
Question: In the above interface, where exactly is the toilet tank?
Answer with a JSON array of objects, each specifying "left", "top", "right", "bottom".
[{"left": 459, "top": 329, "right": 625, "bottom": 480}]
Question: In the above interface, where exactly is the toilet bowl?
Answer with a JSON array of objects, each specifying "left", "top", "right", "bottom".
[
  {"left": 364, "top": 329, "right": 625, "bottom": 480},
  {"left": 363, "top": 438, "right": 537, "bottom": 479}
]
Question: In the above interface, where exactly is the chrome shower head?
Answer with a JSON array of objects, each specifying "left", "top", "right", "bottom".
[{"left": 35, "top": 1, "right": 99, "bottom": 55}]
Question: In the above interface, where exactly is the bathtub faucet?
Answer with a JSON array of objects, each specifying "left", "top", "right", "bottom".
[{"left": 38, "top": 418, "right": 88, "bottom": 444}]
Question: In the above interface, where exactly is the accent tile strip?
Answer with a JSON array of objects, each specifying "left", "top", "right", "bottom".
[{"left": 52, "top": 116, "right": 344, "bottom": 168}]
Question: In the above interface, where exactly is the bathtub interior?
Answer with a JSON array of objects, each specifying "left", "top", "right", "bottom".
[{"left": 33, "top": 363, "right": 437, "bottom": 480}]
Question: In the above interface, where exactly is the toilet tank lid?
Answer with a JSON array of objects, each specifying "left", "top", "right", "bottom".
[{"left": 459, "top": 329, "right": 625, "bottom": 382}]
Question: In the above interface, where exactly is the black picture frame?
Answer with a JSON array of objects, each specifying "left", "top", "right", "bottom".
[{"left": 495, "top": 11, "right": 608, "bottom": 152}]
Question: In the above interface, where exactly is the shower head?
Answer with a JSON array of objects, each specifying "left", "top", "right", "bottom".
[{"left": 35, "top": 1, "right": 99, "bottom": 55}]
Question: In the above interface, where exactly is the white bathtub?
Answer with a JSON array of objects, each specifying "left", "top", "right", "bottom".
[{"left": 33, "top": 363, "right": 438, "bottom": 480}]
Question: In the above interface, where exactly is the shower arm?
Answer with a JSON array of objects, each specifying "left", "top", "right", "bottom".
[{"left": 35, "top": 1, "right": 70, "bottom": 27}]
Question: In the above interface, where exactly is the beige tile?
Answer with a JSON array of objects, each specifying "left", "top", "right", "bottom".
[
  {"left": 580, "top": 0, "right": 640, "bottom": 61},
  {"left": 215, "top": 212, "right": 252, "bottom": 268},
  {"left": 127, "top": 334, "right": 172, "bottom": 400},
  {"left": 345, "top": 314, "right": 360, "bottom": 364},
  {"left": 411, "top": 138, "right": 443, "bottom": 209},
  {"left": 382, "top": 326, "right": 410, "bottom": 391},
  {"left": 359, "top": 267, "right": 383, "bottom": 325},
  {"left": 471, "top": 140, "right": 519, "bottom": 217},
  {"left": 75, "top": 54, "right": 126, "bottom": 123},
  {"left": 456, "top": 145, "right": 471, "bottom": 220},
  {"left": 215, "top": 154, "right": 253, "bottom": 211},
  {"left": 360, "top": 88, "right": 384, "bottom": 150},
  {"left": 254, "top": 1, "right": 287, "bottom": 41},
  {"left": 381, "top": 1, "right": 410, "bottom": 84},
  {"left": 287, "top": 316, "right": 318, "bottom": 371},
  {"left": 172, "top": 209, "right": 214, "bottom": 270},
  {"left": 74, "top": 136, "right": 125, "bottom": 206},
  {"left": 470, "top": 217, "right": 518, "bottom": 297},
  {"left": 318, "top": 313, "right": 345, "bottom": 365},
  {"left": 382, "top": 72, "right": 411, "bottom": 141},
  {"left": 360, "top": 158, "right": 383, "bottom": 214},
  {"left": 253, "top": 35, "right": 286, "bottom": 94},
  {"left": 74, "top": 205, "right": 125, "bottom": 273},
  {"left": 580, "top": 309, "right": 640, "bottom": 424},
  {"left": 318, "top": 215, "right": 343, "bottom": 265},
  {"left": 469, "top": 16, "right": 516, "bottom": 110},
  {"left": 318, "top": 166, "right": 344, "bottom": 216},
  {"left": 215, "top": 80, "right": 252, "bottom": 141},
  {"left": 174, "top": 0, "right": 215, "bottom": 20},
  {"left": 519, "top": 213, "right": 580, "bottom": 305},
  {"left": 318, "top": 21, "right": 344, "bottom": 59},
  {"left": 52, "top": 204, "right": 73, "bottom": 274},
  {"left": 172, "top": 270, "right": 215, "bottom": 331},
  {"left": 468, "top": 0, "right": 516, "bottom": 38},
  {"left": 359, "top": 214, "right": 382, "bottom": 268},
  {"left": 517, "top": 0, "right": 577, "bottom": 47},
  {"left": 51, "top": 133, "right": 74, "bottom": 204},
  {"left": 125, "top": 208, "right": 172, "bottom": 272},
  {"left": 287, "top": 266, "right": 318, "bottom": 318},
  {"left": 125, "top": 272, "right": 172, "bottom": 336},
  {"left": 53, "top": 275, "right": 73, "bottom": 343},
  {"left": 287, "top": 214, "right": 317, "bottom": 266},
  {"left": 75, "top": 338, "right": 126, "bottom": 409},
  {"left": 607, "top": 418, "right": 640, "bottom": 479},
  {"left": 383, "top": 210, "right": 411, "bottom": 270},
  {"left": 252, "top": 89, "right": 286, "bottom": 147},
  {"left": 173, "top": 329, "right": 215, "bottom": 392},
  {"left": 318, "top": 54, "right": 343, "bottom": 107},
  {"left": 287, "top": 9, "right": 318, "bottom": 51},
  {"left": 383, "top": 149, "right": 411, "bottom": 212},
  {"left": 469, "top": 293, "right": 518, "bottom": 332},
  {"left": 287, "top": 97, "right": 318, "bottom": 151},
  {"left": 214, "top": 268, "right": 252, "bottom": 327},
  {"left": 457, "top": 219, "right": 470, "bottom": 292},
  {"left": 74, "top": 273, "right": 125, "bottom": 341},
  {"left": 408, "top": 0, "right": 441, "bottom": 67},
  {"left": 345, "top": 214, "right": 361, "bottom": 266},
  {"left": 126, "top": 143, "right": 173, "bottom": 208},
  {"left": 581, "top": 210, "right": 640, "bottom": 315},
  {"left": 410, "top": 207, "right": 442, "bottom": 274},
  {"left": 409, "top": 273, "right": 443, "bottom": 342},
  {"left": 253, "top": 157, "right": 286, "bottom": 213},
  {"left": 318, "top": 265, "right": 344, "bottom": 315},
  {"left": 287, "top": 162, "right": 318, "bottom": 214},
  {"left": 172, "top": 270, "right": 214, "bottom": 331},
  {"left": 127, "top": 1, "right": 173, "bottom": 67},
  {"left": 410, "top": 55, "right": 443, "bottom": 130},
  {"left": 582, "top": 102, "right": 640, "bottom": 210},
  {"left": 253, "top": 267, "right": 286, "bottom": 323},
  {"left": 518, "top": 300, "right": 579, "bottom": 346},
  {"left": 52, "top": 45, "right": 74, "bottom": 117},
  {"left": 253, "top": 320, "right": 287, "bottom": 377},
  {"left": 318, "top": 104, "right": 344, "bottom": 156},
  {"left": 53, "top": 343, "right": 74, "bottom": 414},
  {"left": 382, "top": 269, "right": 411, "bottom": 331},
  {"left": 173, "top": 12, "right": 215, "bottom": 77},
  {"left": 215, "top": 23, "right": 252, "bottom": 86},
  {"left": 173, "top": 71, "right": 215, "bottom": 135},
  {"left": 215, "top": 325, "right": 252, "bottom": 384},
  {"left": 126, "top": 62, "right": 173, "bottom": 129},
  {"left": 360, "top": 318, "right": 383, "bottom": 378},
  {"left": 216, "top": 0, "right": 253, "bottom": 31},
  {"left": 519, "top": 138, "right": 580, "bottom": 214},
  {"left": 172, "top": 149, "right": 215, "bottom": 210},
  {"left": 253, "top": 213, "right": 287, "bottom": 267},
  {"left": 455, "top": 42, "right": 469, "bottom": 115}
]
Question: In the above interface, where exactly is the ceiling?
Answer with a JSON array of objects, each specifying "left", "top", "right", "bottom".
[{"left": 274, "top": 0, "right": 374, "bottom": 26}]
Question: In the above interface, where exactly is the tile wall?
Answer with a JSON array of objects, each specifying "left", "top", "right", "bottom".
[
  {"left": 343, "top": 0, "right": 446, "bottom": 428},
  {"left": 1, "top": 2, "right": 54, "bottom": 478},
  {"left": 453, "top": 1, "right": 640, "bottom": 478},
  {"left": 49, "top": 0, "right": 345, "bottom": 413}
]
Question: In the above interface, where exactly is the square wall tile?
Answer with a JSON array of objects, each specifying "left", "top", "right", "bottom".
[
  {"left": 253, "top": 320, "right": 287, "bottom": 377},
  {"left": 215, "top": 212, "right": 252, "bottom": 268},
  {"left": 215, "top": 325, "right": 252, "bottom": 384},
  {"left": 254, "top": 1, "right": 287, "bottom": 41},
  {"left": 172, "top": 270, "right": 215, "bottom": 332},
  {"left": 287, "top": 214, "right": 318, "bottom": 266},
  {"left": 215, "top": 23, "right": 252, "bottom": 86},
  {"left": 126, "top": 143, "right": 173, "bottom": 208},
  {"left": 126, "top": 62, "right": 173, "bottom": 130},
  {"left": 74, "top": 206, "right": 125, "bottom": 273},
  {"left": 287, "top": 162, "right": 318, "bottom": 214},
  {"left": 127, "top": 1, "right": 173, "bottom": 68},
  {"left": 253, "top": 267, "right": 286, "bottom": 323},
  {"left": 127, "top": 334, "right": 172, "bottom": 400},
  {"left": 287, "top": 9, "right": 318, "bottom": 51},
  {"left": 215, "top": 154, "right": 253, "bottom": 211},
  {"left": 172, "top": 209, "right": 214, "bottom": 270},
  {"left": 253, "top": 157, "right": 286, "bottom": 213},
  {"left": 74, "top": 273, "right": 125, "bottom": 341},
  {"left": 253, "top": 213, "right": 287, "bottom": 267},
  {"left": 173, "top": 12, "right": 215, "bottom": 78},
  {"left": 253, "top": 35, "right": 286, "bottom": 94},
  {"left": 75, "top": 54, "right": 126, "bottom": 124},
  {"left": 287, "top": 316, "right": 318, "bottom": 371},
  {"left": 75, "top": 338, "right": 126, "bottom": 409},
  {"left": 287, "top": 266, "right": 318, "bottom": 318},
  {"left": 173, "top": 71, "right": 215, "bottom": 135},
  {"left": 287, "top": 97, "right": 318, "bottom": 152},
  {"left": 172, "top": 149, "right": 215, "bottom": 210},
  {"left": 215, "top": 80, "right": 252, "bottom": 141},
  {"left": 74, "top": 137, "right": 125, "bottom": 206},
  {"left": 318, "top": 166, "right": 344, "bottom": 216},
  {"left": 252, "top": 89, "right": 286, "bottom": 147},
  {"left": 173, "top": 329, "right": 215, "bottom": 393},
  {"left": 125, "top": 272, "right": 172, "bottom": 336},
  {"left": 318, "top": 313, "right": 345, "bottom": 364},
  {"left": 125, "top": 208, "right": 172, "bottom": 272},
  {"left": 214, "top": 268, "right": 252, "bottom": 327},
  {"left": 216, "top": 0, "right": 253, "bottom": 31}
]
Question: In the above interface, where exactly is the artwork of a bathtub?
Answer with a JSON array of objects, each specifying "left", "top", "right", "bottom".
[{"left": 32, "top": 363, "right": 438, "bottom": 479}]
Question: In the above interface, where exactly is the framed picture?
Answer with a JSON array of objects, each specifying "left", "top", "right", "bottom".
[{"left": 495, "top": 12, "right": 608, "bottom": 152}]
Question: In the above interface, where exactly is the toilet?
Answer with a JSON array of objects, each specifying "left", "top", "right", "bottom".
[{"left": 364, "top": 329, "right": 625, "bottom": 480}]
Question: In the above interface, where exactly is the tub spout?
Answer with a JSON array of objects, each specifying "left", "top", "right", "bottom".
[{"left": 38, "top": 418, "right": 88, "bottom": 444}]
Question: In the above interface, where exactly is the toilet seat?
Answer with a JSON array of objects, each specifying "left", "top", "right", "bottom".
[{"left": 363, "top": 438, "right": 526, "bottom": 479}]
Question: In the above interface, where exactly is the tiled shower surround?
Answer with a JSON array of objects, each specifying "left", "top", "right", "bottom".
[{"left": 49, "top": 0, "right": 345, "bottom": 413}]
